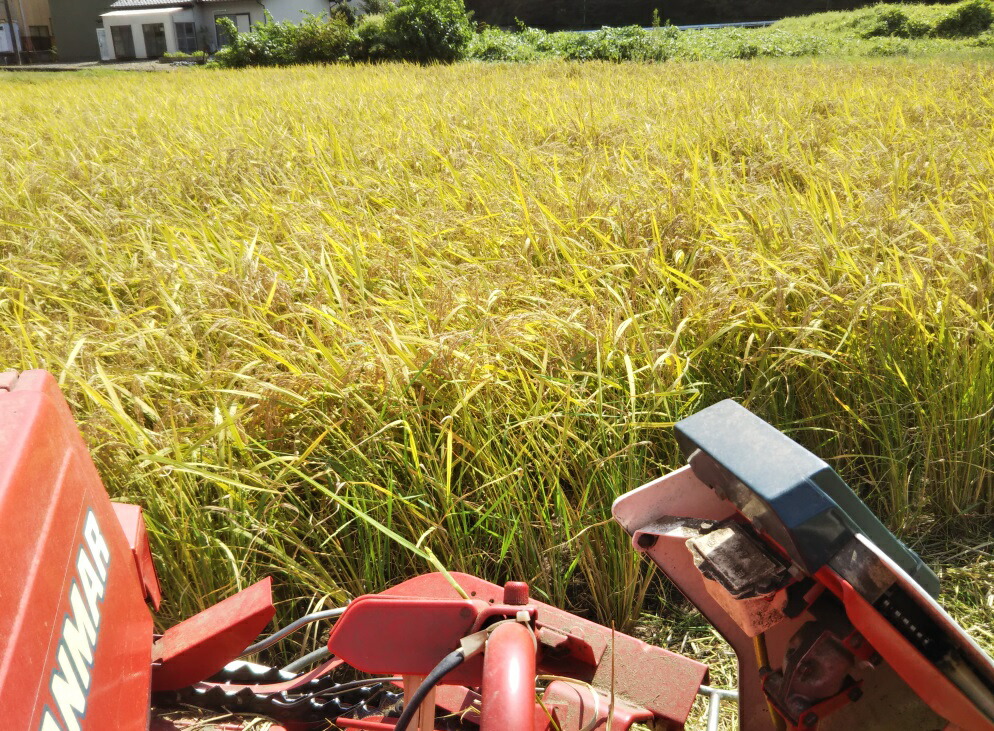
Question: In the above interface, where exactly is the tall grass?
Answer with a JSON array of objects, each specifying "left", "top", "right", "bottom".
[{"left": 0, "top": 60, "right": 992, "bottom": 647}]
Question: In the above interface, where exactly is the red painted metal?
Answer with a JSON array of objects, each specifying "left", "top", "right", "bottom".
[
  {"left": 334, "top": 720, "right": 397, "bottom": 730},
  {"left": 503, "top": 581, "right": 530, "bottom": 605},
  {"left": 151, "top": 577, "right": 276, "bottom": 691},
  {"left": 418, "top": 655, "right": 555, "bottom": 729},
  {"left": 113, "top": 502, "right": 163, "bottom": 610},
  {"left": 327, "top": 595, "right": 489, "bottom": 685},
  {"left": 432, "top": 683, "right": 481, "bottom": 722},
  {"left": 480, "top": 622, "right": 537, "bottom": 731},
  {"left": 817, "top": 568, "right": 994, "bottom": 731},
  {"left": 612, "top": 466, "right": 787, "bottom": 731},
  {"left": 0, "top": 370, "right": 153, "bottom": 731},
  {"left": 377, "top": 572, "right": 708, "bottom": 728},
  {"left": 543, "top": 680, "right": 653, "bottom": 731}
]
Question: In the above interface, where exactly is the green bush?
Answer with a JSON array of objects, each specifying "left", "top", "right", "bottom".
[
  {"left": 972, "top": 28, "right": 994, "bottom": 45},
  {"left": 808, "top": 0, "right": 993, "bottom": 39},
  {"left": 381, "top": 0, "right": 473, "bottom": 63},
  {"left": 467, "top": 26, "right": 539, "bottom": 61},
  {"left": 850, "top": 7, "right": 921, "bottom": 38},
  {"left": 862, "top": 36, "right": 914, "bottom": 55},
  {"left": 294, "top": 13, "right": 356, "bottom": 61},
  {"left": 933, "top": 0, "right": 994, "bottom": 37},
  {"left": 161, "top": 50, "right": 207, "bottom": 63},
  {"left": 542, "top": 27, "right": 671, "bottom": 62},
  {"left": 211, "top": 0, "right": 994, "bottom": 68},
  {"left": 353, "top": 13, "right": 393, "bottom": 60},
  {"left": 585, "top": 26, "right": 661, "bottom": 61},
  {"left": 360, "top": 0, "right": 396, "bottom": 12},
  {"left": 214, "top": 13, "right": 355, "bottom": 68}
]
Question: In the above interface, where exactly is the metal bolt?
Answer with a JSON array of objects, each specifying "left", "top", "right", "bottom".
[{"left": 637, "top": 533, "right": 658, "bottom": 549}]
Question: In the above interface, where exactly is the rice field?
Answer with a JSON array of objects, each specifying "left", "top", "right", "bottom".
[{"left": 1, "top": 61, "right": 992, "bottom": 666}]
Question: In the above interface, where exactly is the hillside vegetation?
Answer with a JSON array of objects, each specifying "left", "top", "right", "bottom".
[
  {"left": 460, "top": 0, "right": 966, "bottom": 29},
  {"left": 0, "top": 61, "right": 992, "bottom": 655},
  {"left": 209, "top": 0, "right": 994, "bottom": 66},
  {"left": 468, "top": 0, "right": 994, "bottom": 62}
]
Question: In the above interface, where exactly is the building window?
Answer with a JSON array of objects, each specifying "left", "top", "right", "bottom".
[
  {"left": 215, "top": 13, "right": 250, "bottom": 48},
  {"left": 175, "top": 21, "right": 197, "bottom": 53},
  {"left": 142, "top": 22, "right": 166, "bottom": 57},
  {"left": 110, "top": 25, "right": 136, "bottom": 59},
  {"left": 29, "top": 25, "right": 52, "bottom": 51}
]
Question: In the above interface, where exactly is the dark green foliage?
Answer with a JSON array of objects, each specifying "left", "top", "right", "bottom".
[
  {"left": 214, "top": 13, "right": 355, "bottom": 67},
  {"left": 361, "top": 0, "right": 398, "bottom": 13},
  {"left": 161, "top": 50, "right": 208, "bottom": 62},
  {"left": 818, "top": 0, "right": 993, "bottom": 38},
  {"left": 559, "top": 26, "right": 665, "bottom": 61},
  {"left": 214, "top": 0, "right": 473, "bottom": 66},
  {"left": 933, "top": 0, "right": 994, "bottom": 36},
  {"left": 353, "top": 13, "right": 394, "bottom": 60},
  {"left": 851, "top": 6, "right": 931, "bottom": 37},
  {"left": 212, "top": 0, "right": 994, "bottom": 67},
  {"left": 462, "top": 0, "right": 967, "bottom": 29},
  {"left": 382, "top": 0, "right": 474, "bottom": 63}
]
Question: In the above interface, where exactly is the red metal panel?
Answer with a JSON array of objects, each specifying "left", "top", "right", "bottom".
[
  {"left": 378, "top": 572, "right": 708, "bottom": 727},
  {"left": 612, "top": 466, "right": 780, "bottom": 731},
  {"left": 0, "top": 370, "right": 153, "bottom": 731},
  {"left": 326, "top": 595, "right": 487, "bottom": 685},
  {"left": 543, "top": 680, "right": 653, "bottom": 731},
  {"left": 480, "top": 622, "right": 537, "bottom": 731},
  {"left": 151, "top": 577, "right": 275, "bottom": 691},
  {"left": 817, "top": 569, "right": 994, "bottom": 731},
  {"left": 113, "top": 502, "right": 163, "bottom": 610}
]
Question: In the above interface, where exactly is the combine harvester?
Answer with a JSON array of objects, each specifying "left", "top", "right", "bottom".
[{"left": 2, "top": 370, "right": 993, "bottom": 730}]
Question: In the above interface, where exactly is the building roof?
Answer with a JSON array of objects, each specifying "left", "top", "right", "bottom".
[
  {"left": 108, "top": 0, "right": 191, "bottom": 8},
  {"left": 103, "top": 6, "right": 187, "bottom": 15},
  {"left": 107, "top": 0, "right": 246, "bottom": 6}
]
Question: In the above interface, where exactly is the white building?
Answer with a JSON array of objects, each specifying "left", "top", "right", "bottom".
[{"left": 97, "top": 0, "right": 354, "bottom": 60}]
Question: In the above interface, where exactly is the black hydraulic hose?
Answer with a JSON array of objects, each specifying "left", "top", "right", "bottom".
[
  {"left": 239, "top": 607, "right": 346, "bottom": 658},
  {"left": 393, "top": 648, "right": 466, "bottom": 731},
  {"left": 281, "top": 646, "right": 334, "bottom": 673}
]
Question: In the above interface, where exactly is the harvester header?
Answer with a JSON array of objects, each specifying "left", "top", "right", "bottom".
[{"left": 2, "top": 370, "right": 991, "bottom": 731}]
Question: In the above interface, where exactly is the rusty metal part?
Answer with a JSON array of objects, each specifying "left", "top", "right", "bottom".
[
  {"left": 688, "top": 520, "right": 793, "bottom": 599},
  {"left": 761, "top": 620, "right": 858, "bottom": 724}
]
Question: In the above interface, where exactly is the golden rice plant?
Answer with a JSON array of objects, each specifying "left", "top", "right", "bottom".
[{"left": 0, "top": 61, "right": 991, "bottom": 660}]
